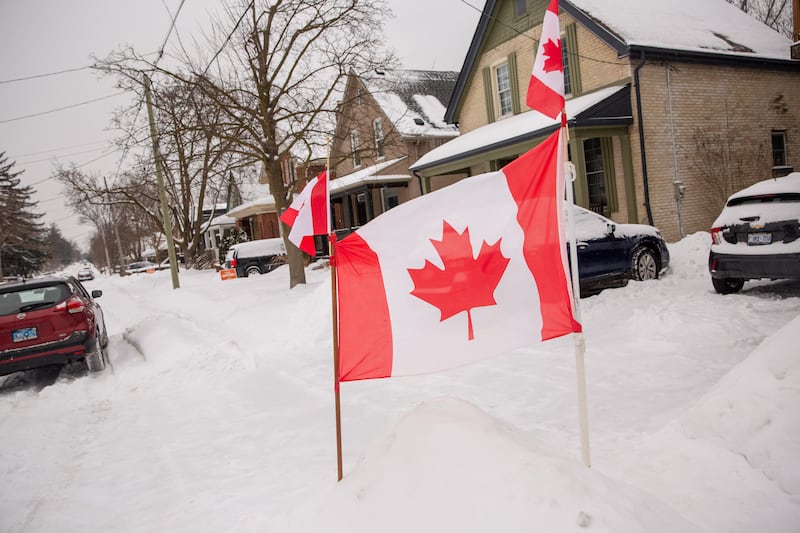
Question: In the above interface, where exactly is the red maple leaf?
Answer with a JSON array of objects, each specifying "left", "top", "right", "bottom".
[
  {"left": 542, "top": 38, "right": 562, "bottom": 74},
  {"left": 407, "top": 221, "right": 510, "bottom": 341}
]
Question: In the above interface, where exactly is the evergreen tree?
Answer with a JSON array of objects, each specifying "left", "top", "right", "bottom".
[
  {"left": 45, "top": 224, "right": 81, "bottom": 270},
  {"left": 0, "top": 152, "right": 48, "bottom": 278}
]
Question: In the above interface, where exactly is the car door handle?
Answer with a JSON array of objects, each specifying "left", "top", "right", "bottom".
[{"left": 577, "top": 241, "right": 589, "bottom": 249}]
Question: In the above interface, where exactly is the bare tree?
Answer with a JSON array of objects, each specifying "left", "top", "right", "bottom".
[
  {"left": 172, "top": 0, "right": 395, "bottom": 287},
  {"left": 727, "top": 0, "right": 793, "bottom": 38}
]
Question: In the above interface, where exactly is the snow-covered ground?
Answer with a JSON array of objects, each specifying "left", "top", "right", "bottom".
[{"left": 1, "top": 232, "right": 799, "bottom": 533}]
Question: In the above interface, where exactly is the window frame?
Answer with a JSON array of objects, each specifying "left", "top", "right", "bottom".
[
  {"left": 373, "top": 118, "right": 385, "bottom": 159},
  {"left": 494, "top": 62, "right": 514, "bottom": 118},
  {"left": 772, "top": 130, "right": 787, "bottom": 168},
  {"left": 350, "top": 129, "right": 361, "bottom": 167}
]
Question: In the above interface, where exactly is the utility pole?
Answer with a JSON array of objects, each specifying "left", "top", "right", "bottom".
[{"left": 143, "top": 74, "right": 180, "bottom": 290}]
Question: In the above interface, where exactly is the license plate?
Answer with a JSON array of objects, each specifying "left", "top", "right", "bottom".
[
  {"left": 747, "top": 232, "right": 772, "bottom": 245},
  {"left": 12, "top": 327, "right": 38, "bottom": 343}
]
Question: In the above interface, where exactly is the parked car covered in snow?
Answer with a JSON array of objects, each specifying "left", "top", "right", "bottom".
[
  {"left": 229, "top": 238, "right": 287, "bottom": 277},
  {"left": 708, "top": 172, "right": 800, "bottom": 294},
  {"left": 570, "top": 206, "right": 670, "bottom": 296},
  {"left": 125, "top": 261, "right": 157, "bottom": 275}
]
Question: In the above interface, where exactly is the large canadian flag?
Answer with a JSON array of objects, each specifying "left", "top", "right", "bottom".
[
  {"left": 335, "top": 130, "right": 581, "bottom": 382},
  {"left": 280, "top": 171, "right": 329, "bottom": 256},
  {"left": 526, "top": 0, "right": 564, "bottom": 119}
]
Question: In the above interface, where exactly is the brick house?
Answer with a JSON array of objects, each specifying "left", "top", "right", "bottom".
[
  {"left": 328, "top": 69, "right": 460, "bottom": 230},
  {"left": 409, "top": 0, "right": 800, "bottom": 242}
]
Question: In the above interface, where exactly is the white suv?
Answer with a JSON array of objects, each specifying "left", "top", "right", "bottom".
[{"left": 708, "top": 172, "right": 800, "bottom": 294}]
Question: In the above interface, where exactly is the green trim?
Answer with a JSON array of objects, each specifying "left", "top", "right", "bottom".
[
  {"left": 508, "top": 52, "right": 521, "bottom": 115},
  {"left": 565, "top": 23, "right": 582, "bottom": 96},
  {"left": 601, "top": 137, "right": 618, "bottom": 212},
  {"left": 619, "top": 133, "right": 639, "bottom": 223},
  {"left": 482, "top": 67, "right": 495, "bottom": 123},
  {"left": 570, "top": 135, "right": 589, "bottom": 208}
]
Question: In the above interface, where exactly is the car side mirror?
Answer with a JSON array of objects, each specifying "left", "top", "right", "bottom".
[
  {"left": 91, "top": 290, "right": 103, "bottom": 298},
  {"left": 606, "top": 223, "right": 616, "bottom": 235}
]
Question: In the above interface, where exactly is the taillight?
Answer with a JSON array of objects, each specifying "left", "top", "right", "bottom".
[
  {"left": 55, "top": 296, "right": 85, "bottom": 314},
  {"left": 230, "top": 258, "right": 237, "bottom": 268},
  {"left": 710, "top": 227, "right": 723, "bottom": 245}
]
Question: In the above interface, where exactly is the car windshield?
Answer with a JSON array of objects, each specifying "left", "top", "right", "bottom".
[{"left": 0, "top": 283, "right": 70, "bottom": 316}]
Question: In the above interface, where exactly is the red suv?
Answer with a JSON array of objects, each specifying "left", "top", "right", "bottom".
[{"left": 0, "top": 276, "right": 109, "bottom": 376}]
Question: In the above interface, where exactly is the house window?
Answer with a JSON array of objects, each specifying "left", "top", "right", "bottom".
[
  {"left": 514, "top": 0, "right": 527, "bottom": 17},
  {"left": 583, "top": 138, "right": 607, "bottom": 213},
  {"left": 772, "top": 130, "right": 787, "bottom": 167},
  {"left": 382, "top": 188, "right": 399, "bottom": 211},
  {"left": 495, "top": 63, "right": 513, "bottom": 117},
  {"left": 350, "top": 130, "right": 361, "bottom": 167},
  {"left": 373, "top": 118, "right": 385, "bottom": 158},
  {"left": 357, "top": 88, "right": 364, "bottom": 105}
]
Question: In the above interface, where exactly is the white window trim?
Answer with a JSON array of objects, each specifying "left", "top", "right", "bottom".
[{"left": 492, "top": 60, "right": 513, "bottom": 119}]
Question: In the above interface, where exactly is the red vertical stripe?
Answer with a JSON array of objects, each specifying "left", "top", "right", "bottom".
[
  {"left": 503, "top": 130, "right": 581, "bottom": 339},
  {"left": 336, "top": 233, "right": 394, "bottom": 381},
  {"left": 310, "top": 171, "right": 329, "bottom": 235}
]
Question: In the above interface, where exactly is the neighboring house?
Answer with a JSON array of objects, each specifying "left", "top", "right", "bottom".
[
  {"left": 409, "top": 0, "right": 800, "bottom": 242},
  {"left": 328, "top": 68, "right": 460, "bottom": 229}
]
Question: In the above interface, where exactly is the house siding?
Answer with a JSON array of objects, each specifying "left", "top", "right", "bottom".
[{"left": 633, "top": 61, "right": 800, "bottom": 239}]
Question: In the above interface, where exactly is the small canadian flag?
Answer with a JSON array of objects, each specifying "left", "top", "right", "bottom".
[{"left": 526, "top": 0, "right": 565, "bottom": 119}]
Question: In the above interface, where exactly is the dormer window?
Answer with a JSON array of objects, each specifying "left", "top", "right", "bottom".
[{"left": 514, "top": 0, "right": 527, "bottom": 17}]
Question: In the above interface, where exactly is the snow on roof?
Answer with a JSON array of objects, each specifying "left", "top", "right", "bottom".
[
  {"left": 411, "top": 85, "right": 626, "bottom": 171},
  {"left": 208, "top": 214, "right": 237, "bottom": 227},
  {"left": 568, "top": 0, "right": 794, "bottom": 60},
  {"left": 330, "top": 157, "right": 409, "bottom": 194},
  {"left": 361, "top": 69, "right": 460, "bottom": 137},
  {"left": 226, "top": 195, "right": 277, "bottom": 219}
]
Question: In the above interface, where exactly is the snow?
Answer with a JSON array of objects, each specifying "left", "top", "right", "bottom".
[
  {"left": 230, "top": 238, "right": 286, "bottom": 259},
  {"left": 568, "top": 0, "right": 794, "bottom": 60},
  {"left": 2, "top": 233, "right": 800, "bottom": 532}
]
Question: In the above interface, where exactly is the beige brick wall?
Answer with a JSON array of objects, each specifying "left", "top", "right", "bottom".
[{"left": 634, "top": 62, "right": 800, "bottom": 241}]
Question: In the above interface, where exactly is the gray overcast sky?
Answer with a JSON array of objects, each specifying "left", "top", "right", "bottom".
[{"left": 0, "top": 0, "right": 482, "bottom": 251}]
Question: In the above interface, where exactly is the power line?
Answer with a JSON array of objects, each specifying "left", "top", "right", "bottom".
[
  {"left": 0, "top": 65, "right": 94, "bottom": 84},
  {"left": 19, "top": 146, "right": 111, "bottom": 166},
  {"left": 8, "top": 139, "right": 110, "bottom": 159},
  {"left": 0, "top": 92, "right": 127, "bottom": 124}
]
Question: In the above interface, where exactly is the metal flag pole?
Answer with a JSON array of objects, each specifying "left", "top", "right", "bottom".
[{"left": 562, "top": 113, "right": 591, "bottom": 467}]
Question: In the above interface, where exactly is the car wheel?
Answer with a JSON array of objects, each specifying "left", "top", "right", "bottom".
[
  {"left": 86, "top": 350, "right": 106, "bottom": 372},
  {"left": 712, "top": 277, "right": 744, "bottom": 294},
  {"left": 245, "top": 265, "right": 262, "bottom": 277},
  {"left": 631, "top": 246, "right": 658, "bottom": 281}
]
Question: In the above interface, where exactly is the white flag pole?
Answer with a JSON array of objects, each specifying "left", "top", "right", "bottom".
[{"left": 562, "top": 118, "right": 591, "bottom": 467}]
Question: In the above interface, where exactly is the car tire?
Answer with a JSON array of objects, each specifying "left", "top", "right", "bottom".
[
  {"left": 245, "top": 265, "right": 262, "bottom": 277},
  {"left": 631, "top": 246, "right": 658, "bottom": 281},
  {"left": 86, "top": 350, "right": 106, "bottom": 372},
  {"left": 712, "top": 277, "right": 744, "bottom": 294}
]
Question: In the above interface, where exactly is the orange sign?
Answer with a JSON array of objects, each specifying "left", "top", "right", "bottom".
[{"left": 220, "top": 269, "right": 237, "bottom": 281}]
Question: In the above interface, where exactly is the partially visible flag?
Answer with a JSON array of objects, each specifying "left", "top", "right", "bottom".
[
  {"left": 335, "top": 130, "right": 581, "bottom": 382},
  {"left": 526, "top": 0, "right": 564, "bottom": 119},
  {"left": 280, "top": 171, "right": 330, "bottom": 256}
]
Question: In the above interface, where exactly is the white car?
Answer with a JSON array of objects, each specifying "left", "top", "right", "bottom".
[{"left": 708, "top": 172, "right": 800, "bottom": 294}]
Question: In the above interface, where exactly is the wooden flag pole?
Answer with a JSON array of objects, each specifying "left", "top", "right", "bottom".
[
  {"left": 562, "top": 115, "right": 592, "bottom": 467},
  {"left": 330, "top": 233, "right": 343, "bottom": 481},
  {"left": 323, "top": 138, "right": 343, "bottom": 481}
]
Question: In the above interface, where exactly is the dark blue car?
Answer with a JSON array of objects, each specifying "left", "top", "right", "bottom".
[{"left": 571, "top": 206, "right": 670, "bottom": 296}]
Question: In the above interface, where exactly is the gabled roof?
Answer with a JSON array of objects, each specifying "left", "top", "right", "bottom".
[
  {"left": 361, "top": 69, "right": 460, "bottom": 138},
  {"left": 446, "top": 0, "right": 798, "bottom": 123}
]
